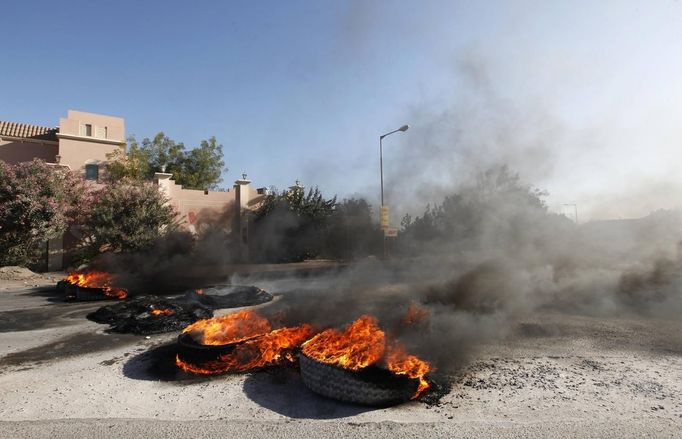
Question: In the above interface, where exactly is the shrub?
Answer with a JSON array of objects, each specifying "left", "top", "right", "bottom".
[
  {"left": 75, "top": 180, "right": 178, "bottom": 262},
  {"left": 0, "top": 160, "right": 85, "bottom": 267},
  {"left": 250, "top": 186, "right": 336, "bottom": 262}
]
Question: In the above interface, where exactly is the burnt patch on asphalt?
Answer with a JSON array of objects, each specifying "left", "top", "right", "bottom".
[
  {"left": 0, "top": 304, "right": 102, "bottom": 333},
  {"left": 0, "top": 331, "right": 139, "bottom": 368},
  {"left": 24, "top": 285, "right": 64, "bottom": 299},
  {"left": 0, "top": 309, "right": 66, "bottom": 332}
]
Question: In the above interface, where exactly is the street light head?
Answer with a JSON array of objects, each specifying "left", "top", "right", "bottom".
[{"left": 399, "top": 124, "right": 410, "bottom": 132}]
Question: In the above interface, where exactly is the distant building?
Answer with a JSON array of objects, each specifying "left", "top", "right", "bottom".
[
  {"left": 0, "top": 110, "right": 262, "bottom": 270},
  {"left": 0, "top": 110, "right": 126, "bottom": 181}
]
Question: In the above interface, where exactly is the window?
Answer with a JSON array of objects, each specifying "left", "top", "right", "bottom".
[
  {"left": 85, "top": 163, "right": 99, "bottom": 181},
  {"left": 96, "top": 126, "right": 107, "bottom": 138},
  {"left": 80, "top": 124, "right": 92, "bottom": 136}
]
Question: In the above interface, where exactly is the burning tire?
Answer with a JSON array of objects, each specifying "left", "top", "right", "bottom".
[
  {"left": 59, "top": 272, "right": 128, "bottom": 301},
  {"left": 185, "top": 285, "right": 273, "bottom": 310},
  {"left": 59, "top": 280, "right": 115, "bottom": 301},
  {"left": 298, "top": 352, "right": 420, "bottom": 406},
  {"left": 176, "top": 332, "right": 248, "bottom": 365},
  {"left": 176, "top": 311, "right": 314, "bottom": 375}
]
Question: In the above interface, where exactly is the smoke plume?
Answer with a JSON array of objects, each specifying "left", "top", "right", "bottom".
[{"left": 84, "top": 57, "right": 682, "bottom": 374}]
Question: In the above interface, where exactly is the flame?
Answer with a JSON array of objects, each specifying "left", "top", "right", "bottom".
[
  {"left": 195, "top": 289, "right": 204, "bottom": 295},
  {"left": 176, "top": 311, "right": 432, "bottom": 399},
  {"left": 176, "top": 324, "right": 314, "bottom": 374},
  {"left": 64, "top": 271, "right": 128, "bottom": 299},
  {"left": 149, "top": 308, "right": 174, "bottom": 316},
  {"left": 182, "top": 310, "right": 272, "bottom": 346},
  {"left": 384, "top": 344, "right": 431, "bottom": 395},
  {"left": 301, "top": 315, "right": 432, "bottom": 397},
  {"left": 301, "top": 315, "right": 385, "bottom": 370}
]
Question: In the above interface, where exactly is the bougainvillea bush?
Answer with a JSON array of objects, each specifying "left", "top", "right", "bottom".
[
  {"left": 0, "top": 160, "right": 180, "bottom": 268},
  {"left": 0, "top": 160, "right": 86, "bottom": 267},
  {"left": 74, "top": 179, "right": 178, "bottom": 262}
]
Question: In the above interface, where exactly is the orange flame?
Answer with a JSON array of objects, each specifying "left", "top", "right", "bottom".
[
  {"left": 384, "top": 344, "right": 431, "bottom": 395},
  {"left": 176, "top": 312, "right": 432, "bottom": 398},
  {"left": 181, "top": 310, "right": 272, "bottom": 346},
  {"left": 176, "top": 324, "right": 314, "bottom": 374},
  {"left": 195, "top": 289, "right": 204, "bottom": 295},
  {"left": 150, "top": 308, "right": 174, "bottom": 316},
  {"left": 301, "top": 315, "right": 386, "bottom": 371},
  {"left": 301, "top": 315, "right": 432, "bottom": 397},
  {"left": 64, "top": 271, "right": 128, "bottom": 299}
]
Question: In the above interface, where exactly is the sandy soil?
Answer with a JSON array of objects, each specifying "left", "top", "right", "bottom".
[{"left": 0, "top": 277, "right": 680, "bottom": 438}]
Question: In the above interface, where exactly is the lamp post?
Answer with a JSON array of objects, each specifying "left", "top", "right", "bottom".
[
  {"left": 379, "top": 124, "right": 409, "bottom": 257},
  {"left": 380, "top": 124, "right": 409, "bottom": 206}
]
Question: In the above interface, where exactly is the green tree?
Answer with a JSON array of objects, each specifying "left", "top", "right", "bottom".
[
  {"left": 107, "top": 133, "right": 226, "bottom": 190},
  {"left": 106, "top": 141, "right": 151, "bottom": 182},
  {"left": 398, "top": 165, "right": 567, "bottom": 255},
  {"left": 139, "top": 132, "right": 185, "bottom": 178},
  {"left": 0, "top": 160, "right": 86, "bottom": 267},
  {"left": 324, "top": 197, "right": 381, "bottom": 259},
  {"left": 176, "top": 136, "right": 225, "bottom": 190},
  {"left": 75, "top": 180, "right": 178, "bottom": 262},
  {"left": 251, "top": 186, "right": 337, "bottom": 262}
]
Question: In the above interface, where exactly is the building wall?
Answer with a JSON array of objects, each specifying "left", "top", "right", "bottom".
[
  {"left": 0, "top": 139, "right": 58, "bottom": 164},
  {"left": 57, "top": 110, "right": 126, "bottom": 178},
  {"left": 155, "top": 173, "right": 238, "bottom": 234}
]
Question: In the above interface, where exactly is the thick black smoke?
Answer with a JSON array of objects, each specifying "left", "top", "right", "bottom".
[
  {"left": 248, "top": 169, "right": 682, "bottom": 372},
  {"left": 87, "top": 204, "right": 240, "bottom": 294},
  {"left": 82, "top": 164, "right": 682, "bottom": 374},
  {"left": 80, "top": 55, "right": 682, "bottom": 373}
]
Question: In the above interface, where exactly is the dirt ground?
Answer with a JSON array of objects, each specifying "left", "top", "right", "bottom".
[{"left": 0, "top": 273, "right": 680, "bottom": 438}]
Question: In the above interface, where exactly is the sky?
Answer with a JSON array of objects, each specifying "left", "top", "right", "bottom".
[{"left": 2, "top": 0, "right": 682, "bottom": 221}]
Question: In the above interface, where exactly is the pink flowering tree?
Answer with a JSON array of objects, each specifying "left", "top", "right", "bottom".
[
  {"left": 0, "top": 160, "right": 87, "bottom": 267},
  {"left": 75, "top": 179, "right": 179, "bottom": 262}
]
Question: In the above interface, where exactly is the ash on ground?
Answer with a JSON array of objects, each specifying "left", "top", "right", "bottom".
[
  {"left": 417, "top": 373, "right": 453, "bottom": 406},
  {"left": 88, "top": 296, "right": 212, "bottom": 335},
  {"left": 88, "top": 286, "right": 273, "bottom": 335}
]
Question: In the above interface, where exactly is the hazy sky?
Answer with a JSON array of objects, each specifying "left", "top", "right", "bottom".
[{"left": 2, "top": 0, "right": 682, "bottom": 221}]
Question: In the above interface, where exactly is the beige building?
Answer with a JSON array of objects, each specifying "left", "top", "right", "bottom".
[
  {"left": 0, "top": 110, "right": 126, "bottom": 181},
  {"left": 0, "top": 110, "right": 260, "bottom": 270}
]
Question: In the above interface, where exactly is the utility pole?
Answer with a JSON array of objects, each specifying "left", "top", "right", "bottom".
[{"left": 379, "top": 124, "right": 409, "bottom": 258}]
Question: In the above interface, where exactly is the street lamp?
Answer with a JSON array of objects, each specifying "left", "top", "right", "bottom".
[
  {"left": 379, "top": 124, "right": 409, "bottom": 257},
  {"left": 380, "top": 124, "right": 409, "bottom": 206}
]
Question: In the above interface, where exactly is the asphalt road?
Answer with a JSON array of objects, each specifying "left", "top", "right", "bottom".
[{"left": 0, "top": 273, "right": 680, "bottom": 438}]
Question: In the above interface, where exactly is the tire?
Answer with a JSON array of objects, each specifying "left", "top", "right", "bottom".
[
  {"left": 63, "top": 284, "right": 112, "bottom": 301},
  {"left": 176, "top": 332, "right": 244, "bottom": 365},
  {"left": 298, "top": 352, "right": 419, "bottom": 406}
]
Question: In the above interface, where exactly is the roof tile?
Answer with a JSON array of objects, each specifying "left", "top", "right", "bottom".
[{"left": 0, "top": 120, "right": 59, "bottom": 142}]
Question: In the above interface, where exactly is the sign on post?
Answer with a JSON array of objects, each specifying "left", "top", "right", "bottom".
[
  {"left": 384, "top": 227, "right": 398, "bottom": 237},
  {"left": 380, "top": 205, "right": 390, "bottom": 230}
]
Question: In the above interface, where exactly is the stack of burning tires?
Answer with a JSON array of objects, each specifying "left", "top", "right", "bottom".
[{"left": 176, "top": 311, "right": 431, "bottom": 406}]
